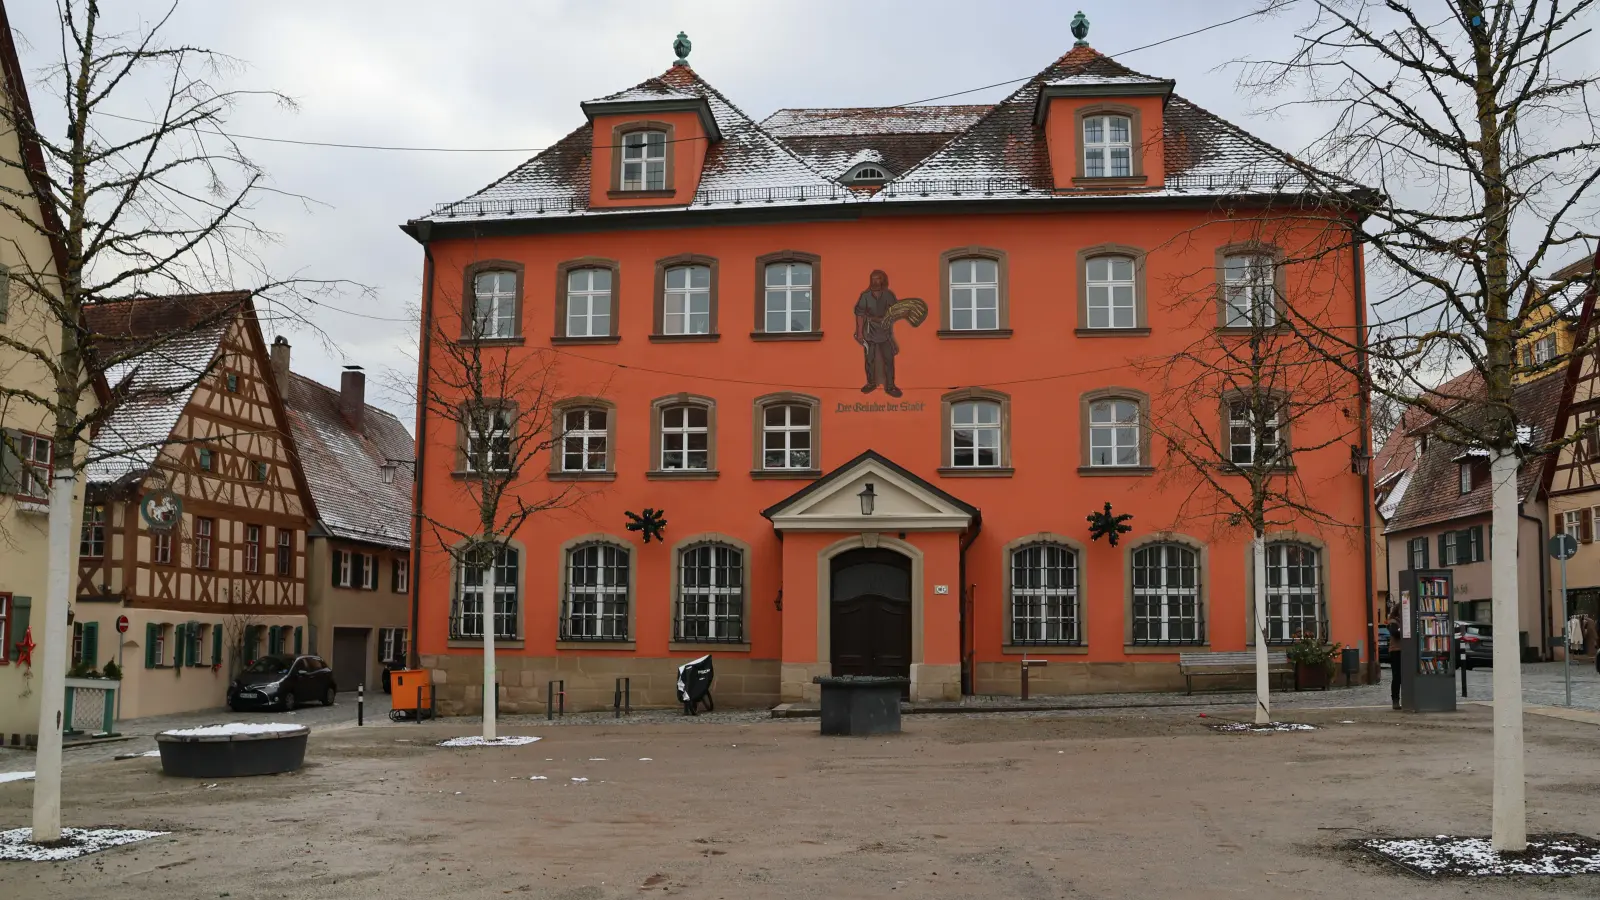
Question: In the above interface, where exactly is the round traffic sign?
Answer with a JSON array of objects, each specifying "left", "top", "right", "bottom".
[
  {"left": 115, "top": 615, "right": 130, "bottom": 634},
  {"left": 1549, "top": 532, "right": 1578, "bottom": 560}
]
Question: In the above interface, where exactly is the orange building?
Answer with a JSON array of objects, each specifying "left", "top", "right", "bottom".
[{"left": 403, "top": 31, "right": 1372, "bottom": 712}]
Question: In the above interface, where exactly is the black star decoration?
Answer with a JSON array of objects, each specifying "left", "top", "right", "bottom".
[
  {"left": 1086, "top": 502, "right": 1133, "bottom": 547},
  {"left": 625, "top": 508, "right": 669, "bottom": 543}
]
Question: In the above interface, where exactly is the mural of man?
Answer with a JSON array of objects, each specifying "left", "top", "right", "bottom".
[{"left": 854, "top": 269, "right": 902, "bottom": 398}]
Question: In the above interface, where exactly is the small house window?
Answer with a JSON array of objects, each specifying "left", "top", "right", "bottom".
[
  {"left": 565, "top": 268, "right": 612, "bottom": 338},
  {"left": 844, "top": 163, "right": 889, "bottom": 183},
  {"left": 197, "top": 448, "right": 213, "bottom": 471},
  {"left": 1459, "top": 462, "right": 1473, "bottom": 494},
  {"left": 1228, "top": 398, "right": 1284, "bottom": 466},
  {"left": 464, "top": 406, "right": 512, "bottom": 473},
  {"left": 762, "top": 403, "right": 813, "bottom": 470},
  {"left": 80, "top": 504, "right": 106, "bottom": 558},
  {"left": 764, "top": 262, "right": 813, "bottom": 333},
  {"left": 1083, "top": 114, "right": 1132, "bottom": 178},
  {"left": 560, "top": 406, "right": 610, "bottom": 473},
  {"left": 225, "top": 373, "right": 239, "bottom": 392},
  {"left": 471, "top": 270, "right": 518, "bottom": 339},
  {"left": 660, "top": 404, "right": 710, "bottom": 471},
  {"left": 244, "top": 525, "right": 261, "bottom": 573},
  {"left": 1222, "top": 255, "right": 1276, "bottom": 328},
  {"left": 948, "top": 258, "right": 1000, "bottom": 331},
  {"left": 276, "top": 529, "right": 293, "bottom": 576},
  {"left": 621, "top": 130, "right": 667, "bottom": 191},
  {"left": 950, "top": 400, "right": 1002, "bottom": 468},
  {"left": 1088, "top": 399, "right": 1141, "bottom": 467},
  {"left": 1085, "top": 256, "right": 1136, "bottom": 329},
  {"left": 392, "top": 558, "right": 409, "bottom": 593},
  {"left": 663, "top": 265, "right": 712, "bottom": 335},
  {"left": 195, "top": 518, "right": 214, "bottom": 569},
  {"left": 1532, "top": 335, "right": 1557, "bottom": 366},
  {"left": 153, "top": 531, "right": 173, "bottom": 565}
]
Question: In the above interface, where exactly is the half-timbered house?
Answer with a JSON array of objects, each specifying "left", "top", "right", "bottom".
[
  {"left": 76, "top": 292, "right": 314, "bottom": 719},
  {"left": 1543, "top": 257, "right": 1600, "bottom": 642}
]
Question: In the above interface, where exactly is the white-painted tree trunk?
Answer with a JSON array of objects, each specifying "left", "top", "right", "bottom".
[
  {"left": 31, "top": 468, "right": 75, "bottom": 842},
  {"left": 1253, "top": 533, "right": 1270, "bottom": 724},
  {"left": 482, "top": 556, "right": 497, "bottom": 741},
  {"left": 1489, "top": 449, "right": 1526, "bottom": 851}
]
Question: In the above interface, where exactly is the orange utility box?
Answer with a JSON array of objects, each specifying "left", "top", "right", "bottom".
[{"left": 389, "top": 670, "right": 435, "bottom": 721}]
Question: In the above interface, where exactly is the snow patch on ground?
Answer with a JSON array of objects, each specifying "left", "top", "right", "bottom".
[
  {"left": 161, "top": 723, "right": 303, "bottom": 737},
  {"left": 436, "top": 735, "right": 542, "bottom": 748},
  {"left": 1362, "top": 835, "right": 1600, "bottom": 876},
  {"left": 1211, "top": 721, "right": 1317, "bottom": 733},
  {"left": 529, "top": 775, "right": 548, "bottom": 780},
  {"left": 571, "top": 777, "right": 589, "bottom": 783},
  {"left": 0, "top": 771, "right": 36, "bottom": 784},
  {"left": 0, "top": 827, "right": 168, "bottom": 861}
]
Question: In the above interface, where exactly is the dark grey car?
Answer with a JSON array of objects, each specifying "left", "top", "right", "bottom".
[
  {"left": 1455, "top": 622, "right": 1493, "bottom": 669},
  {"left": 228, "top": 654, "right": 337, "bottom": 711}
]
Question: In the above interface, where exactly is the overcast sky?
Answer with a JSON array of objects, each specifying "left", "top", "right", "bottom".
[{"left": 8, "top": 2, "right": 1596, "bottom": 424}]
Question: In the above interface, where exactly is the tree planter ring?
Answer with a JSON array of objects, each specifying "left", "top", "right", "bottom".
[{"left": 155, "top": 724, "right": 309, "bottom": 778}]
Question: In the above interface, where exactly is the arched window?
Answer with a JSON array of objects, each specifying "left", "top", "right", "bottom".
[
  {"left": 1265, "top": 541, "right": 1321, "bottom": 643},
  {"left": 1221, "top": 253, "right": 1277, "bottom": 328},
  {"left": 451, "top": 545, "right": 519, "bottom": 640},
  {"left": 560, "top": 406, "right": 610, "bottom": 473},
  {"left": 947, "top": 257, "right": 1000, "bottom": 331},
  {"left": 562, "top": 542, "right": 629, "bottom": 640},
  {"left": 762, "top": 403, "right": 813, "bottom": 470},
  {"left": 621, "top": 130, "right": 667, "bottom": 190},
  {"left": 950, "top": 400, "right": 1002, "bottom": 468},
  {"left": 660, "top": 403, "right": 710, "bottom": 470},
  {"left": 662, "top": 263, "right": 713, "bottom": 335},
  {"left": 764, "top": 261, "right": 813, "bottom": 333},
  {"left": 565, "top": 268, "right": 612, "bottom": 338},
  {"left": 1010, "top": 542, "right": 1080, "bottom": 645},
  {"left": 1083, "top": 114, "right": 1132, "bottom": 178},
  {"left": 470, "top": 269, "right": 518, "bottom": 339},
  {"left": 1131, "top": 542, "right": 1202, "bottom": 644},
  {"left": 1084, "top": 255, "right": 1137, "bottom": 329},
  {"left": 1088, "top": 399, "right": 1140, "bottom": 467},
  {"left": 845, "top": 164, "right": 889, "bottom": 183},
  {"left": 676, "top": 542, "right": 745, "bottom": 642}
]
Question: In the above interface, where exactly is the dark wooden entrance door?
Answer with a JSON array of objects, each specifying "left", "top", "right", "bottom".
[{"left": 830, "top": 548, "right": 912, "bottom": 683}]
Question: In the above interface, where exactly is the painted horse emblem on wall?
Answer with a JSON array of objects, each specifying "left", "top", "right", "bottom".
[{"left": 852, "top": 270, "right": 927, "bottom": 398}]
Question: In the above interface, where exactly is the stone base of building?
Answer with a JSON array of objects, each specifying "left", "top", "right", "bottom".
[
  {"left": 910, "top": 663, "right": 961, "bottom": 702},
  {"left": 779, "top": 663, "right": 831, "bottom": 703},
  {"left": 973, "top": 660, "right": 1194, "bottom": 696},
  {"left": 420, "top": 653, "right": 782, "bottom": 715}
]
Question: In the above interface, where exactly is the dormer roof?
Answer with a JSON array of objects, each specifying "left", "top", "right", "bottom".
[
  {"left": 579, "top": 77, "right": 721, "bottom": 142},
  {"left": 1034, "top": 57, "right": 1176, "bottom": 124}
]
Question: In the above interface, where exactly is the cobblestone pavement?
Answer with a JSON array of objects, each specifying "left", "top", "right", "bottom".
[{"left": 0, "top": 690, "right": 390, "bottom": 774}]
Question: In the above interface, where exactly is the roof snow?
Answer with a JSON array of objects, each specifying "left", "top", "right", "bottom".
[
  {"left": 1045, "top": 73, "right": 1172, "bottom": 87},
  {"left": 762, "top": 105, "right": 993, "bottom": 136},
  {"left": 284, "top": 372, "right": 414, "bottom": 548}
]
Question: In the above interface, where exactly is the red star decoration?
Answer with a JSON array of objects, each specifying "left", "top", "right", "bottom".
[{"left": 14, "top": 627, "right": 34, "bottom": 668}]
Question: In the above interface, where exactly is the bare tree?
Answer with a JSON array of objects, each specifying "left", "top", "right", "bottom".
[
  {"left": 221, "top": 610, "right": 261, "bottom": 678},
  {"left": 1236, "top": 0, "right": 1600, "bottom": 849},
  {"left": 414, "top": 298, "right": 587, "bottom": 739},
  {"left": 0, "top": 1, "right": 338, "bottom": 841}
]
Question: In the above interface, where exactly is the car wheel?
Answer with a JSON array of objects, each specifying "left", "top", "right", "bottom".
[
  {"left": 282, "top": 691, "right": 298, "bottom": 712},
  {"left": 323, "top": 685, "right": 336, "bottom": 706}
]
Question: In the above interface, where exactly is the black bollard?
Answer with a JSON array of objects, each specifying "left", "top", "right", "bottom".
[{"left": 358, "top": 683, "right": 364, "bottom": 726}]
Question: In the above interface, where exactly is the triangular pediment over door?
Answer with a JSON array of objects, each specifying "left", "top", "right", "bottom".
[{"left": 761, "top": 450, "right": 978, "bottom": 532}]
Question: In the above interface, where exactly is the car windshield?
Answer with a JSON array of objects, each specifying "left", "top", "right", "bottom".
[{"left": 243, "top": 656, "right": 294, "bottom": 675}]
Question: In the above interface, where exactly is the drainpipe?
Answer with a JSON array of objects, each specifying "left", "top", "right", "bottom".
[
  {"left": 1352, "top": 224, "right": 1380, "bottom": 683},
  {"left": 1519, "top": 503, "right": 1549, "bottom": 661},
  {"left": 957, "top": 511, "right": 983, "bottom": 695},
  {"left": 408, "top": 224, "right": 436, "bottom": 670}
]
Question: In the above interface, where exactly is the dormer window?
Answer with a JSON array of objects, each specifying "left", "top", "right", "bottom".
[
  {"left": 842, "top": 163, "right": 890, "bottom": 185},
  {"left": 1083, "top": 114, "right": 1132, "bottom": 178},
  {"left": 621, "top": 130, "right": 667, "bottom": 191}
]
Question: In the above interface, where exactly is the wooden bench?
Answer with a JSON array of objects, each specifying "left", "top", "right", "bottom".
[{"left": 1178, "top": 651, "right": 1291, "bottom": 695}]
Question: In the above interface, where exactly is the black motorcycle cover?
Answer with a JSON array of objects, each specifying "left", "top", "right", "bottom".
[{"left": 676, "top": 654, "right": 714, "bottom": 703}]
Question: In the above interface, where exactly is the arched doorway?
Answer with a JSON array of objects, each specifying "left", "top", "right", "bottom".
[{"left": 830, "top": 547, "right": 912, "bottom": 683}]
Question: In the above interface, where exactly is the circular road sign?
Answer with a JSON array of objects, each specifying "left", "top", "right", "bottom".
[
  {"left": 1549, "top": 532, "right": 1578, "bottom": 560},
  {"left": 116, "top": 615, "right": 130, "bottom": 634}
]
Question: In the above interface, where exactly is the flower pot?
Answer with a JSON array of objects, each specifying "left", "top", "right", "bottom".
[{"left": 1293, "top": 663, "right": 1332, "bottom": 691}]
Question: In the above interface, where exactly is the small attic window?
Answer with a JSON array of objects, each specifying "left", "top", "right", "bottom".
[{"left": 843, "top": 163, "right": 890, "bottom": 184}]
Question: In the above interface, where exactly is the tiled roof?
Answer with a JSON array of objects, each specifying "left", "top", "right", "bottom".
[
  {"left": 82, "top": 293, "right": 248, "bottom": 485},
  {"left": 1384, "top": 371, "right": 1565, "bottom": 534},
  {"left": 284, "top": 372, "right": 413, "bottom": 548},
  {"left": 1370, "top": 370, "right": 1485, "bottom": 484},
  {"left": 418, "top": 46, "right": 1364, "bottom": 223}
]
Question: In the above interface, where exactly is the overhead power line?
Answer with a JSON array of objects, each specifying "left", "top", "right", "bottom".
[{"left": 91, "top": 4, "right": 1295, "bottom": 155}]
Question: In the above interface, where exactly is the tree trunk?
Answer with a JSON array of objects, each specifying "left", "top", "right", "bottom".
[
  {"left": 30, "top": 467, "right": 76, "bottom": 842},
  {"left": 482, "top": 557, "right": 497, "bottom": 741},
  {"left": 1252, "top": 533, "right": 1270, "bottom": 724},
  {"left": 1489, "top": 449, "right": 1526, "bottom": 851}
]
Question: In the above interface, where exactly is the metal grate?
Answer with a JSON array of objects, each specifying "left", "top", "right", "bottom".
[{"left": 68, "top": 684, "right": 111, "bottom": 734}]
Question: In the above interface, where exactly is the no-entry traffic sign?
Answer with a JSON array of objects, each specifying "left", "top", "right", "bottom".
[{"left": 115, "top": 615, "right": 129, "bottom": 634}]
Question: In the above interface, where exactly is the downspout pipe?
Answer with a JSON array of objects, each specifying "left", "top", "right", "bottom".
[
  {"left": 1352, "top": 224, "right": 1380, "bottom": 682},
  {"left": 1520, "top": 503, "right": 1548, "bottom": 661},
  {"left": 958, "top": 510, "right": 983, "bottom": 695},
  {"left": 407, "top": 222, "right": 436, "bottom": 669}
]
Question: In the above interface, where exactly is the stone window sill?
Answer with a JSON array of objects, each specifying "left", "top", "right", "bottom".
[
  {"left": 607, "top": 189, "right": 677, "bottom": 199},
  {"left": 551, "top": 335, "right": 621, "bottom": 346},
  {"left": 549, "top": 471, "right": 617, "bottom": 482},
  {"left": 1216, "top": 325, "right": 1289, "bottom": 337},
  {"left": 647, "top": 470, "right": 720, "bottom": 480},
  {"left": 669, "top": 642, "right": 751, "bottom": 653},
  {"left": 750, "top": 468, "right": 822, "bottom": 480},
  {"left": 447, "top": 639, "right": 526, "bottom": 650},
  {"left": 1074, "top": 327, "right": 1151, "bottom": 338},
  {"left": 450, "top": 470, "right": 512, "bottom": 481},
  {"left": 1076, "top": 466, "right": 1155, "bottom": 477},
  {"left": 936, "top": 328, "right": 1014, "bottom": 339},
  {"left": 1123, "top": 644, "right": 1208, "bottom": 654},
  {"left": 938, "top": 466, "right": 1015, "bottom": 477},
  {"left": 1070, "top": 175, "right": 1149, "bottom": 188},
  {"left": 750, "top": 331, "right": 823, "bottom": 342},
  {"left": 649, "top": 333, "right": 720, "bottom": 343},
  {"left": 455, "top": 336, "right": 525, "bottom": 347},
  {"left": 16, "top": 500, "right": 48, "bottom": 515},
  {"left": 1001, "top": 645, "right": 1089, "bottom": 656},
  {"left": 555, "top": 640, "right": 636, "bottom": 651}
]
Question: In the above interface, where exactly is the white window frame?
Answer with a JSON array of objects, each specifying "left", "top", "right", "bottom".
[
  {"left": 561, "top": 407, "right": 609, "bottom": 473},
  {"left": 663, "top": 265, "right": 712, "bottom": 335},
  {"left": 947, "top": 258, "right": 1000, "bottom": 331},
  {"left": 465, "top": 406, "right": 512, "bottom": 473},
  {"left": 761, "top": 403, "right": 813, "bottom": 470},
  {"left": 660, "top": 404, "right": 710, "bottom": 471},
  {"left": 1264, "top": 542, "right": 1321, "bottom": 643},
  {"left": 362, "top": 553, "right": 378, "bottom": 590},
  {"left": 564, "top": 543, "right": 629, "bottom": 640},
  {"left": 676, "top": 543, "right": 744, "bottom": 642},
  {"left": 764, "top": 262, "right": 813, "bottom": 333},
  {"left": 195, "top": 518, "right": 213, "bottom": 569},
  {"left": 80, "top": 504, "right": 106, "bottom": 558},
  {"left": 379, "top": 627, "right": 408, "bottom": 663},
  {"left": 1564, "top": 511, "right": 1582, "bottom": 541},
  {"left": 155, "top": 624, "right": 169, "bottom": 667},
  {"left": 276, "top": 530, "right": 293, "bottom": 576},
  {"left": 1085, "top": 256, "right": 1136, "bottom": 329},
  {"left": 1082, "top": 114, "right": 1132, "bottom": 178},
  {"left": 455, "top": 547, "right": 519, "bottom": 640},
  {"left": 153, "top": 530, "right": 173, "bottom": 565},
  {"left": 565, "top": 268, "right": 612, "bottom": 338},
  {"left": 1533, "top": 335, "right": 1557, "bottom": 366},
  {"left": 471, "top": 270, "right": 517, "bottom": 339},
  {"left": 950, "top": 400, "right": 1002, "bottom": 469},
  {"left": 1228, "top": 399, "right": 1282, "bottom": 467},
  {"left": 16, "top": 432, "right": 51, "bottom": 500},
  {"left": 1089, "top": 399, "right": 1140, "bottom": 467},
  {"left": 393, "top": 558, "right": 409, "bottom": 593},
  {"left": 1130, "top": 543, "right": 1202, "bottom": 644},
  {"left": 1010, "top": 543, "right": 1080, "bottom": 645},
  {"left": 1223, "top": 255, "right": 1276, "bottom": 328},
  {"left": 244, "top": 525, "right": 261, "bottom": 573},
  {"left": 1459, "top": 462, "right": 1473, "bottom": 494},
  {"left": 621, "top": 130, "right": 666, "bottom": 191},
  {"left": 336, "top": 550, "right": 352, "bottom": 588}
]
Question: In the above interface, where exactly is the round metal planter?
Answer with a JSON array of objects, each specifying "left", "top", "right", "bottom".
[{"left": 155, "top": 725, "right": 309, "bottom": 778}]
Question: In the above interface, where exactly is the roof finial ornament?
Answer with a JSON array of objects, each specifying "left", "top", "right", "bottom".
[
  {"left": 673, "top": 31, "right": 692, "bottom": 67},
  {"left": 1070, "top": 11, "right": 1090, "bottom": 47}
]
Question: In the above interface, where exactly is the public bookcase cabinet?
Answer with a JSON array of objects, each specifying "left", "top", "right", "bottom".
[{"left": 1400, "top": 568, "right": 1457, "bottom": 712}]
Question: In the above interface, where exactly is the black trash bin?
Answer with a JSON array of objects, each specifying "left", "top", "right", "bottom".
[
  {"left": 677, "top": 655, "right": 714, "bottom": 715},
  {"left": 813, "top": 675, "right": 908, "bottom": 736}
]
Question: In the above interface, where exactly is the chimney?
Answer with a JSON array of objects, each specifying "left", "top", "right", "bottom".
[
  {"left": 340, "top": 365, "right": 365, "bottom": 430},
  {"left": 270, "top": 336, "right": 291, "bottom": 390}
]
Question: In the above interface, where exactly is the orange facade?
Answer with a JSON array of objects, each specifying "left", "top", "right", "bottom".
[{"left": 406, "top": 42, "right": 1370, "bottom": 711}]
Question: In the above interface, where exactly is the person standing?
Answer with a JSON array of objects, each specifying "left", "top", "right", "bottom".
[
  {"left": 1583, "top": 612, "right": 1597, "bottom": 657},
  {"left": 854, "top": 270, "right": 903, "bottom": 398},
  {"left": 1388, "top": 603, "right": 1405, "bottom": 710}
]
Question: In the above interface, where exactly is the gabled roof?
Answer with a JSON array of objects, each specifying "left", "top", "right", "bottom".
[
  {"left": 761, "top": 449, "right": 980, "bottom": 530},
  {"left": 1370, "top": 370, "right": 1485, "bottom": 485},
  {"left": 1384, "top": 371, "right": 1565, "bottom": 534},
  {"left": 283, "top": 372, "right": 413, "bottom": 549},
  {"left": 763, "top": 105, "right": 991, "bottom": 181}
]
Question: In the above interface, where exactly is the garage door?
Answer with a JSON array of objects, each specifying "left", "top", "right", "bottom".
[{"left": 331, "top": 627, "right": 370, "bottom": 692}]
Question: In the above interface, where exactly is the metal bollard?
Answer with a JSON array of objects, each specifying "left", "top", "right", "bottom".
[
  {"left": 547, "top": 679, "right": 566, "bottom": 721},
  {"left": 1459, "top": 643, "right": 1468, "bottom": 698},
  {"left": 358, "top": 683, "right": 364, "bottom": 726},
  {"left": 613, "top": 677, "right": 631, "bottom": 718}
]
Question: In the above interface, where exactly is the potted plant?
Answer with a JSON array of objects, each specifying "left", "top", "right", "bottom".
[{"left": 1286, "top": 632, "right": 1342, "bottom": 691}]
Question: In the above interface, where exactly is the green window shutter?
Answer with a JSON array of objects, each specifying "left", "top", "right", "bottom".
[
  {"left": 9, "top": 597, "right": 28, "bottom": 661},
  {"left": 144, "top": 622, "right": 157, "bottom": 668},
  {"left": 212, "top": 624, "right": 222, "bottom": 665},
  {"left": 172, "top": 623, "right": 184, "bottom": 666},
  {"left": 187, "top": 620, "right": 199, "bottom": 665},
  {"left": 331, "top": 551, "right": 342, "bottom": 587},
  {"left": 293, "top": 625, "right": 303, "bottom": 655},
  {"left": 352, "top": 554, "right": 365, "bottom": 590},
  {"left": 84, "top": 622, "right": 98, "bottom": 670},
  {"left": 268, "top": 625, "right": 280, "bottom": 655},
  {"left": 1437, "top": 533, "right": 1448, "bottom": 565},
  {"left": 0, "top": 262, "right": 10, "bottom": 323}
]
